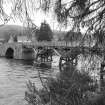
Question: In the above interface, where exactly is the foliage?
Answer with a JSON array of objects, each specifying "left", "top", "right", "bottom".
[
  {"left": 64, "top": 31, "right": 82, "bottom": 42},
  {"left": 93, "top": 30, "right": 105, "bottom": 47},
  {"left": 0, "top": 0, "right": 105, "bottom": 31},
  {"left": 53, "top": 0, "right": 105, "bottom": 29},
  {"left": 25, "top": 64, "right": 99, "bottom": 105},
  {"left": 0, "top": 0, "right": 105, "bottom": 45},
  {"left": 25, "top": 80, "right": 43, "bottom": 105},
  {"left": 36, "top": 21, "right": 53, "bottom": 41}
]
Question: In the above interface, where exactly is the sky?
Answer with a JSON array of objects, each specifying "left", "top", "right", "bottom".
[
  {"left": 1, "top": 0, "right": 86, "bottom": 33},
  {"left": 1, "top": 0, "right": 61, "bottom": 31},
  {"left": 1, "top": 0, "right": 77, "bottom": 32}
]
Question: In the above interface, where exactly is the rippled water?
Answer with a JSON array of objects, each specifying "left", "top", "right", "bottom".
[
  {"left": 0, "top": 58, "right": 59, "bottom": 105},
  {"left": 0, "top": 55, "right": 101, "bottom": 105}
]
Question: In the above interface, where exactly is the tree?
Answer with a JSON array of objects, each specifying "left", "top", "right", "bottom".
[
  {"left": 36, "top": 21, "right": 53, "bottom": 41},
  {"left": 64, "top": 31, "right": 82, "bottom": 42},
  {"left": 0, "top": 0, "right": 105, "bottom": 45},
  {"left": 1, "top": 0, "right": 105, "bottom": 104},
  {"left": 25, "top": 64, "right": 100, "bottom": 105},
  {"left": 53, "top": 0, "right": 105, "bottom": 46}
]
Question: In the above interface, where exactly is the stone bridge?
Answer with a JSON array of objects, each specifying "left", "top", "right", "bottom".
[
  {"left": 0, "top": 41, "right": 97, "bottom": 60},
  {"left": 0, "top": 43, "right": 23, "bottom": 59},
  {"left": 0, "top": 42, "right": 36, "bottom": 60}
]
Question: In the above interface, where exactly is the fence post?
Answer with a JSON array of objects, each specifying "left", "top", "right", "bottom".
[{"left": 100, "top": 60, "right": 105, "bottom": 91}]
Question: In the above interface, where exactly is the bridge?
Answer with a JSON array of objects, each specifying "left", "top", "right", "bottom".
[
  {"left": 1, "top": 40, "right": 105, "bottom": 91},
  {"left": 0, "top": 42, "right": 23, "bottom": 59},
  {"left": 23, "top": 41, "right": 80, "bottom": 48},
  {"left": 0, "top": 41, "right": 102, "bottom": 60},
  {"left": 0, "top": 40, "right": 104, "bottom": 72},
  {"left": 0, "top": 41, "right": 80, "bottom": 60}
]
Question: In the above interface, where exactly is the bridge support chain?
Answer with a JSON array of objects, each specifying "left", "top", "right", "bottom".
[
  {"left": 35, "top": 47, "right": 53, "bottom": 63},
  {"left": 59, "top": 55, "right": 78, "bottom": 72},
  {"left": 59, "top": 48, "right": 79, "bottom": 72}
]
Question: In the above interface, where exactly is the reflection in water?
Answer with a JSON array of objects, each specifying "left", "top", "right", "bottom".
[{"left": 0, "top": 58, "right": 59, "bottom": 105}]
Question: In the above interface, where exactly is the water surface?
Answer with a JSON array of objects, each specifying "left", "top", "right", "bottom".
[
  {"left": 0, "top": 55, "right": 101, "bottom": 105},
  {"left": 0, "top": 58, "right": 59, "bottom": 105}
]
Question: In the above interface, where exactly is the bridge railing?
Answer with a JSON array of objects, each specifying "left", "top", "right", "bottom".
[{"left": 22, "top": 41, "right": 80, "bottom": 47}]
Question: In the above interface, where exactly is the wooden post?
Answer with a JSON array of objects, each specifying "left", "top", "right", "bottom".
[
  {"left": 59, "top": 57, "right": 62, "bottom": 72},
  {"left": 50, "top": 55, "right": 52, "bottom": 61},
  {"left": 100, "top": 61, "right": 105, "bottom": 91},
  {"left": 41, "top": 54, "right": 43, "bottom": 62}
]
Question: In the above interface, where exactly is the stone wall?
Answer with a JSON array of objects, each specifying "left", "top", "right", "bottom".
[{"left": 0, "top": 42, "right": 23, "bottom": 59}]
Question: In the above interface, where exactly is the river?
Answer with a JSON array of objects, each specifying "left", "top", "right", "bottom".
[
  {"left": 0, "top": 55, "right": 101, "bottom": 105},
  {"left": 0, "top": 57, "right": 59, "bottom": 105}
]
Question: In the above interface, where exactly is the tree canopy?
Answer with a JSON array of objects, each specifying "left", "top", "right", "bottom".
[
  {"left": 64, "top": 31, "right": 82, "bottom": 42},
  {"left": 0, "top": 0, "right": 105, "bottom": 45},
  {"left": 53, "top": 0, "right": 105, "bottom": 45},
  {"left": 36, "top": 21, "right": 53, "bottom": 41}
]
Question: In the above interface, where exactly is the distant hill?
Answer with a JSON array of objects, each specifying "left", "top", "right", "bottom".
[{"left": 0, "top": 25, "right": 25, "bottom": 42}]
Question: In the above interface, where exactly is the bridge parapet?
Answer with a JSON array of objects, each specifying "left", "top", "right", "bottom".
[{"left": 22, "top": 41, "right": 80, "bottom": 47}]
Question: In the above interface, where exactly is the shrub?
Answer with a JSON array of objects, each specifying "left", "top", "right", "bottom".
[{"left": 25, "top": 65, "right": 98, "bottom": 105}]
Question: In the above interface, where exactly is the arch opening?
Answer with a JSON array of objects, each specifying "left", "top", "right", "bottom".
[{"left": 5, "top": 48, "right": 14, "bottom": 59}]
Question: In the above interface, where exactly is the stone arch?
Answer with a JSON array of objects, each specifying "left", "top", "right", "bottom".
[{"left": 5, "top": 47, "right": 14, "bottom": 58}]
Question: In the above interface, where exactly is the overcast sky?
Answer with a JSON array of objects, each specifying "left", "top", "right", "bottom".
[
  {"left": 1, "top": 0, "right": 61, "bottom": 30},
  {"left": 1, "top": 0, "right": 86, "bottom": 33}
]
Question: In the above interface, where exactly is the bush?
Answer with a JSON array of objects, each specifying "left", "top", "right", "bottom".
[{"left": 25, "top": 64, "right": 99, "bottom": 105}]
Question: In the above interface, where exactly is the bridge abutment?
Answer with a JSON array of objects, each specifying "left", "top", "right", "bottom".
[{"left": 0, "top": 43, "right": 23, "bottom": 59}]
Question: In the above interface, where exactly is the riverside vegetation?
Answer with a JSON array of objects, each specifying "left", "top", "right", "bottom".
[{"left": 25, "top": 60, "right": 105, "bottom": 105}]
